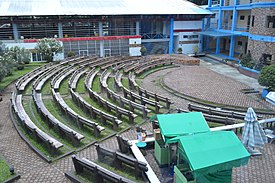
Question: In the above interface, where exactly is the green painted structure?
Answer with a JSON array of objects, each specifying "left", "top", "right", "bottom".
[{"left": 155, "top": 112, "right": 250, "bottom": 183}]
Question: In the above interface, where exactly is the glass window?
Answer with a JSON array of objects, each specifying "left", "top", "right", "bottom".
[
  {"left": 267, "top": 16, "right": 275, "bottom": 28},
  {"left": 183, "top": 35, "right": 188, "bottom": 38},
  {"left": 252, "top": 16, "right": 255, "bottom": 27},
  {"left": 240, "top": 16, "right": 245, "bottom": 20},
  {"left": 238, "top": 41, "right": 242, "bottom": 46}
]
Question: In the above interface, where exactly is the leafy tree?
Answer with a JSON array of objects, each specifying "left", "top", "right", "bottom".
[
  {"left": 193, "top": 45, "right": 199, "bottom": 55},
  {"left": 35, "top": 38, "right": 63, "bottom": 62},
  {"left": 8, "top": 46, "right": 30, "bottom": 65},
  {"left": 0, "top": 41, "right": 7, "bottom": 56},
  {"left": 258, "top": 64, "right": 275, "bottom": 91},
  {"left": 0, "top": 53, "right": 16, "bottom": 81}
]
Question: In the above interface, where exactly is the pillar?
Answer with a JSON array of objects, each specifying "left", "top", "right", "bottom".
[
  {"left": 12, "top": 23, "right": 19, "bottom": 40},
  {"left": 136, "top": 21, "right": 140, "bottom": 35},
  {"left": 169, "top": 17, "right": 174, "bottom": 54},
  {"left": 58, "top": 22, "right": 63, "bottom": 38},
  {"left": 99, "top": 22, "right": 104, "bottom": 57}
]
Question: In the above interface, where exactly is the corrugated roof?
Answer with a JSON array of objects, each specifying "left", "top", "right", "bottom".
[{"left": 0, "top": 0, "right": 212, "bottom": 16}]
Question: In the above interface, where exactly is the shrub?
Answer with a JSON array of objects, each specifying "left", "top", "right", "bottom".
[
  {"left": 17, "top": 64, "right": 24, "bottom": 70},
  {"left": 258, "top": 64, "right": 275, "bottom": 91},
  {"left": 67, "top": 51, "right": 76, "bottom": 57},
  {"left": 140, "top": 46, "right": 147, "bottom": 56},
  {"left": 240, "top": 52, "right": 255, "bottom": 69},
  {"left": 177, "top": 48, "right": 182, "bottom": 54}
]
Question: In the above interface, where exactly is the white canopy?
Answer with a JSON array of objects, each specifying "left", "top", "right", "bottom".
[{"left": 0, "top": 0, "right": 212, "bottom": 16}]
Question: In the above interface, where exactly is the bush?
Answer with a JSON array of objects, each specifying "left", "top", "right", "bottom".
[
  {"left": 67, "top": 51, "right": 76, "bottom": 57},
  {"left": 240, "top": 52, "right": 255, "bottom": 69},
  {"left": 140, "top": 46, "right": 147, "bottom": 56},
  {"left": 258, "top": 64, "right": 275, "bottom": 91},
  {"left": 177, "top": 48, "right": 182, "bottom": 54},
  {"left": 17, "top": 64, "right": 24, "bottom": 70}
]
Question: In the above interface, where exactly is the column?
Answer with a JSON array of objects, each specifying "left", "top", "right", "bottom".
[
  {"left": 162, "top": 21, "right": 167, "bottom": 36},
  {"left": 169, "top": 17, "right": 174, "bottom": 54},
  {"left": 229, "top": 35, "right": 235, "bottom": 58},
  {"left": 208, "top": 0, "right": 212, "bottom": 8},
  {"left": 130, "top": 22, "right": 134, "bottom": 35},
  {"left": 58, "top": 22, "right": 63, "bottom": 38},
  {"left": 229, "top": 6, "right": 238, "bottom": 58},
  {"left": 12, "top": 23, "right": 19, "bottom": 40},
  {"left": 99, "top": 21, "right": 104, "bottom": 57},
  {"left": 136, "top": 21, "right": 140, "bottom": 35},
  {"left": 200, "top": 18, "right": 205, "bottom": 53},
  {"left": 216, "top": 37, "right": 221, "bottom": 54}
]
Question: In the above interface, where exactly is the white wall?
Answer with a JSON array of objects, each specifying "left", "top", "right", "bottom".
[
  {"left": 174, "top": 21, "right": 201, "bottom": 54},
  {"left": 129, "top": 38, "right": 141, "bottom": 56},
  {"left": 174, "top": 21, "right": 202, "bottom": 30}
]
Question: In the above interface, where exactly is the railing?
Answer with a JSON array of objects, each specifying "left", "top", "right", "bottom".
[{"left": 141, "top": 33, "right": 168, "bottom": 39}]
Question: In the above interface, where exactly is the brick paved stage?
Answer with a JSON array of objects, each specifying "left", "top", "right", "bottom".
[{"left": 0, "top": 59, "right": 274, "bottom": 183}]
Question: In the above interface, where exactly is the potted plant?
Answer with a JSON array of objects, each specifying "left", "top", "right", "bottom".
[{"left": 177, "top": 47, "right": 182, "bottom": 54}]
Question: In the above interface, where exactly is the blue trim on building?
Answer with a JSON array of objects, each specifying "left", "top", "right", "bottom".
[
  {"left": 169, "top": 17, "right": 174, "bottom": 54},
  {"left": 207, "top": 2, "right": 275, "bottom": 11},
  {"left": 229, "top": 35, "right": 235, "bottom": 58}
]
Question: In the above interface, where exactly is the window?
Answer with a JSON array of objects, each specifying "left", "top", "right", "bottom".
[
  {"left": 183, "top": 35, "right": 188, "bottom": 38},
  {"left": 240, "top": 16, "right": 245, "bottom": 20},
  {"left": 238, "top": 41, "right": 242, "bottom": 46},
  {"left": 192, "top": 35, "right": 199, "bottom": 39},
  {"left": 267, "top": 16, "right": 275, "bottom": 28},
  {"left": 32, "top": 53, "right": 43, "bottom": 62},
  {"left": 230, "top": 15, "right": 233, "bottom": 20},
  {"left": 252, "top": 16, "right": 255, "bottom": 27}
]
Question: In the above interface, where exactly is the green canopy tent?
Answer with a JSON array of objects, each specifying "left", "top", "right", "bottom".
[
  {"left": 168, "top": 131, "right": 250, "bottom": 183},
  {"left": 154, "top": 112, "right": 210, "bottom": 166},
  {"left": 157, "top": 112, "right": 210, "bottom": 142}
]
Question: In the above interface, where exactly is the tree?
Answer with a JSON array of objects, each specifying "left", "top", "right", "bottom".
[
  {"left": 0, "top": 53, "right": 16, "bottom": 81},
  {"left": 35, "top": 38, "right": 63, "bottom": 62},
  {"left": 258, "top": 64, "right": 275, "bottom": 91},
  {"left": 8, "top": 46, "right": 30, "bottom": 65},
  {"left": 0, "top": 41, "right": 7, "bottom": 56}
]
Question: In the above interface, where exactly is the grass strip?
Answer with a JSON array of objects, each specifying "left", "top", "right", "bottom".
[{"left": 0, "top": 157, "right": 13, "bottom": 182}]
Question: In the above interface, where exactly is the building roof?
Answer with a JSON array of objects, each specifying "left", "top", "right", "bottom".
[
  {"left": 0, "top": 0, "right": 212, "bottom": 16},
  {"left": 157, "top": 112, "right": 210, "bottom": 140},
  {"left": 169, "top": 131, "right": 250, "bottom": 177}
]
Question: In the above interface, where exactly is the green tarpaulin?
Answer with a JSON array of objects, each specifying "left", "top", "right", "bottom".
[
  {"left": 168, "top": 131, "right": 250, "bottom": 181},
  {"left": 157, "top": 112, "right": 210, "bottom": 141}
]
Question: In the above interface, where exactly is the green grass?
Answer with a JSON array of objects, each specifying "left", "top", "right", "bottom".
[
  {"left": 76, "top": 76, "right": 86, "bottom": 93},
  {"left": 107, "top": 77, "right": 115, "bottom": 91},
  {"left": 59, "top": 78, "right": 70, "bottom": 95},
  {"left": 0, "top": 157, "right": 13, "bottom": 182},
  {"left": 41, "top": 80, "right": 52, "bottom": 95},
  {"left": 121, "top": 78, "right": 129, "bottom": 89},
  {"left": 0, "top": 62, "right": 46, "bottom": 91},
  {"left": 92, "top": 76, "right": 101, "bottom": 93}
]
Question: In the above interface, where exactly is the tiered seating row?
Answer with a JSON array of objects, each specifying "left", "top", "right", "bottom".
[
  {"left": 128, "top": 72, "right": 173, "bottom": 109},
  {"left": 69, "top": 67, "right": 87, "bottom": 91},
  {"left": 33, "top": 90, "right": 84, "bottom": 145},
  {"left": 70, "top": 89, "right": 122, "bottom": 130},
  {"left": 72, "top": 155, "right": 135, "bottom": 183},
  {"left": 11, "top": 92, "right": 63, "bottom": 154},
  {"left": 52, "top": 89, "right": 105, "bottom": 137},
  {"left": 85, "top": 70, "right": 137, "bottom": 123},
  {"left": 95, "top": 69, "right": 150, "bottom": 119},
  {"left": 114, "top": 71, "right": 162, "bottom": 113},
  {"left": 51, "top": 66, "right": 76, "bottom": 91},
  {"left": 16, "top": 63, "right": 54, "bottom": 93}
]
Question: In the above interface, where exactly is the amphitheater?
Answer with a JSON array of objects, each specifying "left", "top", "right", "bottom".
[{"left": 1, "top": 55, "right": 275, "bottom": 183}]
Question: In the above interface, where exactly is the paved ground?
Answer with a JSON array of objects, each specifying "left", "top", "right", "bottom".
[{"left": 0, "top": 57, "right": 275, "bottom": 183}]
